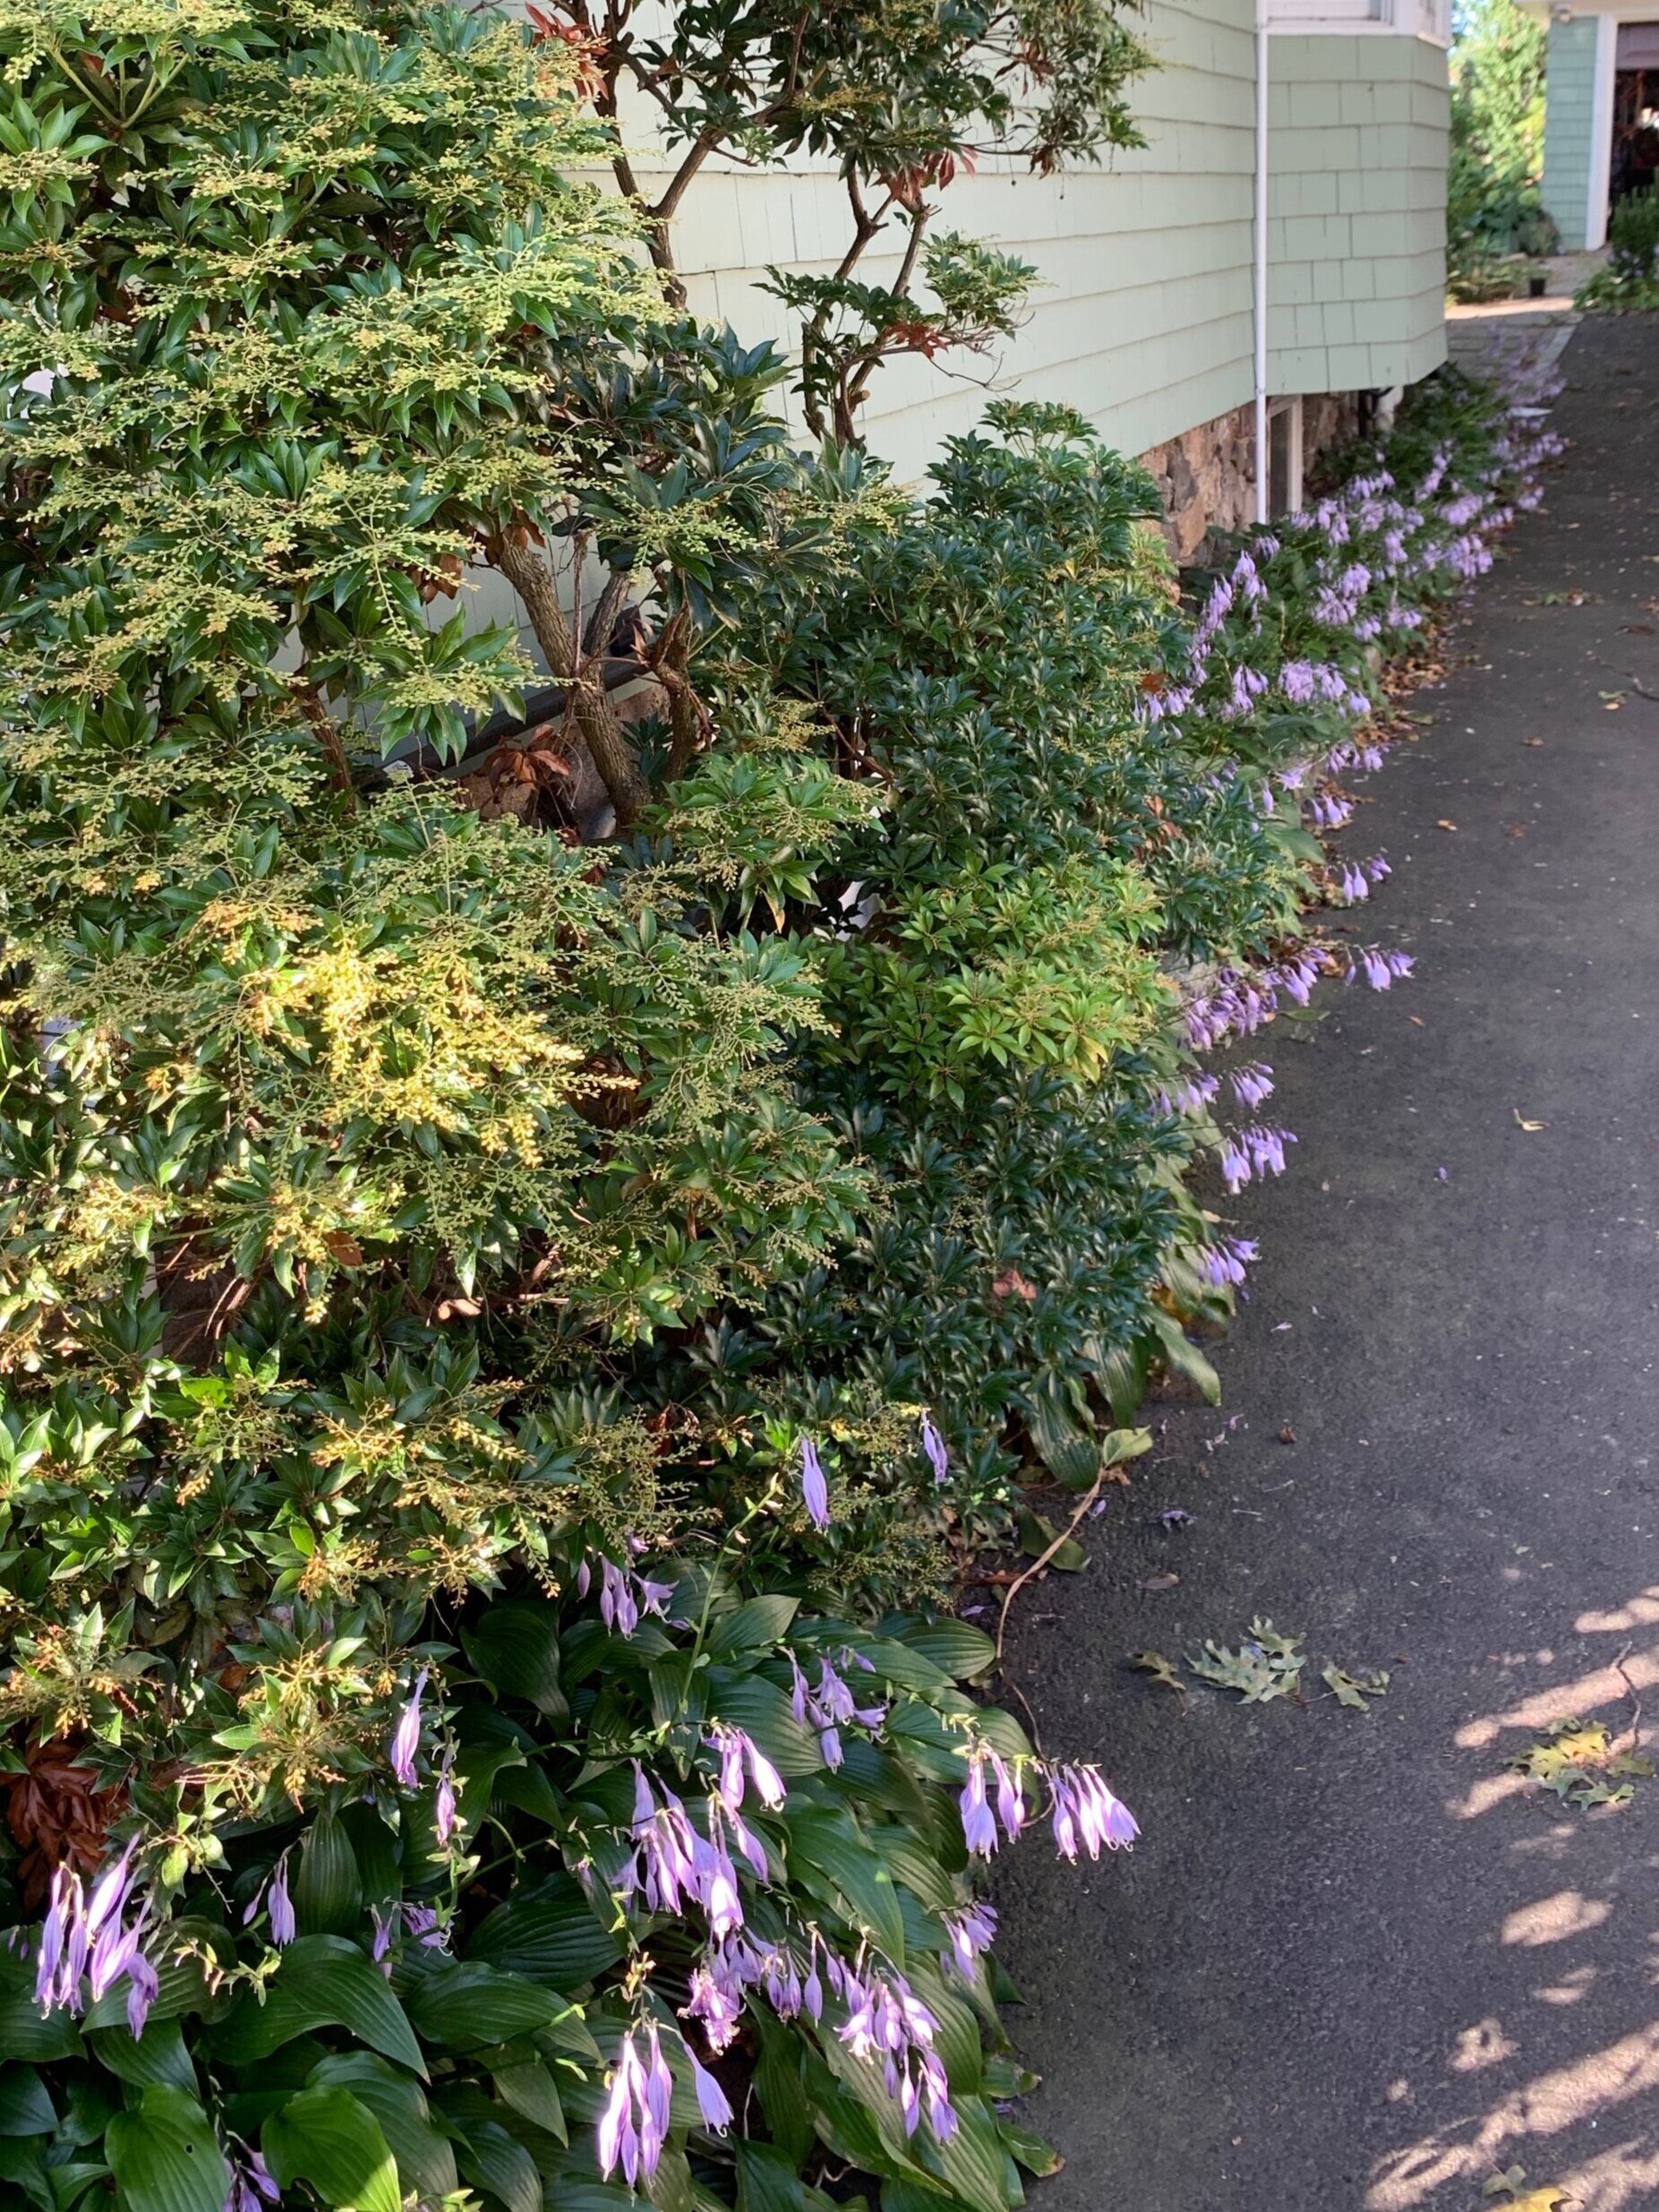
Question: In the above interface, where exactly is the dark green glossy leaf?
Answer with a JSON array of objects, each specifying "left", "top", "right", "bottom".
[{"left": 106, "top": 2085, "right": 229, "bottom": 2212}]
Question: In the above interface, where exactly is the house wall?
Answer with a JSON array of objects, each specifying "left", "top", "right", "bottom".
[
  {"left": 650, "top": 0, "right": 1263, "bottom": 484},
  {"left": 1541, "top": 15, "right": 1601, "bottom": 249},
  {"left": 1269, "top": 32, "right": 1449, "bottom": 392}
]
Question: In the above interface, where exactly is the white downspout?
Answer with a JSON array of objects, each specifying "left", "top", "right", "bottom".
[{"left": 1254, "top": 0, "right": 1270, "bottom": 524}]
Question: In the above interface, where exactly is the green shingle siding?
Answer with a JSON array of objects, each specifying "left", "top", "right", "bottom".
[
  {"left": 1540, "top": 17, "right": 1597, "bottom": 250},
  {"left": 1269, "top": 32, "right": 1448, "bottom": 393}
]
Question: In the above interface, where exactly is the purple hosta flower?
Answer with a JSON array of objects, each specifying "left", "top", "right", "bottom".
[
  {"left": 1266, "top": 948, "right": 1323, "bottom": 1007},
  {"left": 1244, "top": 1125, "right": 1295, "bottom": 1177},
  {"left": 706, "top": 1724, "right": 787, "bottom": 1813},
  {"left": 1225, "top": 664, "right": 1268, "bottom": 719},
  {"left": 1338, "top": 562, "right": 1373, "bottom": 598},
  {"left": 34, "top": 1841, "right": 156, "bottom": 2036},
  {"left": 1347, "top": 947, "right": 1413, "bottom": 990},
  {"left": 597, "top": 1556, "right": 675, "bottom": 1638},
  {"left": 1156, "top": 1071, "right": 1219, "bottom": 1118},
  {"left": 1224, "top": 1125, "right": 1295, "bottom": 1191},
  {"left": 242, "top": 1853, "right": 295, "bottom": 1949},
  {"left": 1307, "top": 791, "right": 1352, "bottom": 831},
  {"left": 1336, "top": 862, "right": 1371, "bottom": 904},
  {"left": 434, "top": 1752, "right": 458, "bottom": 1847},
  {"left": 940, "top": 1900, "right": 998, "bottom": 1980},
  {"left": 957, "top": 1744, "right": 1026, "bottom": 1858},
  {"left": 683, "top": 1941, "right": 748, "bottom": 2053},
  {"left": 1229, "top": 1062, "right": 1273, "bottom": 1110},
  {"left": 268, "top": 1854, "right": 295, "bottom": 1946},
  {"left": 1278, "top": 660, "right": 1317, "bottom": 706},
  {"left": 1254, "top": 531, "right": 1281, "bottom": 561},
  {"left": 1277, "top": 761, "right": 1307, "bottom": 793},
  {"left": 225, "top": 2140, "right": 281, "bottom": 2212},
  {"left": 788, "top": 1650, "right": 887, "bottom": 1770},
  {"left": 596, "top": 2019, "right": 674, "bottom": 2189},
  {"left": 920, "top": 1414, "right": 950, "bottom": 1486},
  {"left": 370, "top": 1899, "right": 449, "bottom": 1968},
  {"left": 1313, "top": 587, "right": 1354, "bottom": 628},
  {"left": 1199, "top": 1235, "right": 1258, "bottom": 1289},
  {"left": 389, "top": 1668, "right": 427, "bottom": 1787},
  {"left": 689, "top": 2049, "right": 733, "bottom": 2134},
  {"left": 798, "top": 1436, "right": 830, "bottom": 1531},
  {"left": 629, "top": 1768, "right": 702, "bottom": 1917},
  {"left": 1043, "top": 1762, "right": 1140, "bottom": 1861},
  {"left": 838, "top": 1959, "right": 957, "bottom": 2142},
  {"left": 1353, "top": 615, "right": 1381, "bottom": 642},
  {"left": 406, "top": 1901, "right": 450, "bottom": 1950}
]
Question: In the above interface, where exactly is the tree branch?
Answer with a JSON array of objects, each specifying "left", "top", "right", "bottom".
[{"left": 492, "top": 532, "right": 652, "bottom": 827}]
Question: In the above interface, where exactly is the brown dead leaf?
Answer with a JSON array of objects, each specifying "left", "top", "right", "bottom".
[
  {"left": 1436, "top": 819, "right": 1458, "bottom": 831},
  {"left": 1278, "top": 1425, "right": 1297, "bottom": 1445},
  {"left": 1523, "top": 737, "right": 1544, "bottom": 748},
  {"left": 1136, "top": 1572, "right": 1180, "bottom": 1593},
  {"left": 322, "top": 1230, "right": 364, "bottom": 1267},
  {"left": 1505, "top": 820, "right": 1529, "bottom": 839},
  {"left": 992, "top": 1269, "right": 1039, "bottom": 1303},
  {"left": 1513, "top": 1109, "right": 1550, "bottom": 1132},
  {"left": 1407, "top": 1015, "right": 1425, "bottom": 1026}
]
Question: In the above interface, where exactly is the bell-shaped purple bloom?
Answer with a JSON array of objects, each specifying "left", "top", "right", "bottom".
[
  {"left": 268, "top": 1854, "right": 295, "bottom": 1948},
  {"left": 920, "top": 1415, "right": 950, "bottom": 1485},
  {"left": 435, "top": 1753, "right": 458, "bottom": 1847},
  {"left": 689, "top": 2051, "right": 733, "bottom": 2133},
  {"left": 941, "top": 1900, "right": 998, "bottom": 1979},
  {"left": 389, "top": 1668, "right": 426, "bottom": 1787},
  {"left": 799, "top": 1436, "right": 830, "bottom": 1531}
]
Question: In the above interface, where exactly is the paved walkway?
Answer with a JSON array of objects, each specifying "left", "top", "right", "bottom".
[{"left": 1000, "top": 314, "right": 1659, "bottom": 2212}]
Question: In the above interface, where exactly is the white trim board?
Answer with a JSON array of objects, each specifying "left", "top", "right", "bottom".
[{"left": 1587, "top": 10, "right": 1618, "bottom": 252}]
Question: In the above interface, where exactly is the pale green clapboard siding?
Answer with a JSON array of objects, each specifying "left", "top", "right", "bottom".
[
  {"left": 1540, "top": 16, "right": 1598, "bottom": 251},
  {"left": 1268, "top": 32, "right": 1449, "bottom": 394},
  {"left": 657, "top": 0, "right": 1263, "bottom": 480},
  {"left": 492, "top": 0, "right": 1448, "bottom": 487}
]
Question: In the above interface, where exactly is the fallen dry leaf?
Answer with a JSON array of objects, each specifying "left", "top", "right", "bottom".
[
  {"left": 1436, "top": 819, "right": 1458, "bottom": 831},
  {"left": 1523, "top": 736, "right": 1544, "bottom": 748},
  {"left": 1278, "top": 1425, "right": 1297, "bottom": 1445},
  {"left": 1407, "top": 1015, "right": 1425, "bottom": 1026},
  {"left": 1128, "top": 1650, "right": 1186, "bottom": 1704},
  {"left": 1513, "top": 1109, "right": 1549, "bottom": 1132},
  {"left": 1137, "top": 1572, "right": 1180, "bottom": 1593},
  {"left": 1505, "top": 820, "right": 1529, "bottom": 838}
]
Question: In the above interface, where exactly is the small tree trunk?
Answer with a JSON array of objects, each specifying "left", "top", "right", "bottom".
[{"left": 492, "top": 533, "right": 652, "bottom": 827}]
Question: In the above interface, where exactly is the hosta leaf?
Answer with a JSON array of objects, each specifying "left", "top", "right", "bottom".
[
  {"left": 706, "top": 1594, "right": 800, "bottom": 1658},
  {"left": 0, "top": 2067, "right": 56, "bottom": 2137},
  {"left": 405, "top": 1960, "right": 564, "bottom": 2051},
  {"left": 452, "top": 2116, "right": 541, "bottom": 2212},
  {"left": 106, "top": 2085, "right": 230, "bottom": 2212},
  {"left": 786, "top": 1805, "right": 906, "bottom": 1959},
  {"left": 492, "top": 2057, "right": 567, "bottom": 2142},
  {"left": 467, "top": 1881, "right": 621, "bottom": 1990},
  {"left": 736, "top": 2140, "right": 851, "bottom": 2211},
  {"left": 210, "top": 1935, "right": 424, "bottom": 2076},
  {"left": 294, "top": 1812, "right": 363, "bottom": 1937},
  {"left": 89, "top": 2017, "right": 196, "bottom": 2090},
  {"left": 462, "top": 1600, "right": 567, "bottom": 1719},
  {"left": 308, "top": 2054, "right": 458, "bottom": 2197},
  {"left": 263, "top": 2087, "right": 400, "bottom": 2212}
]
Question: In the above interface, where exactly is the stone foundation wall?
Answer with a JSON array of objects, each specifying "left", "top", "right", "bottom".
[
  {"left": 1139, "top": 391, "right": 1365, "bottom": 566},
  {"left": 1139, "top": 404, "right": 1257, "bottom": 565}
]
